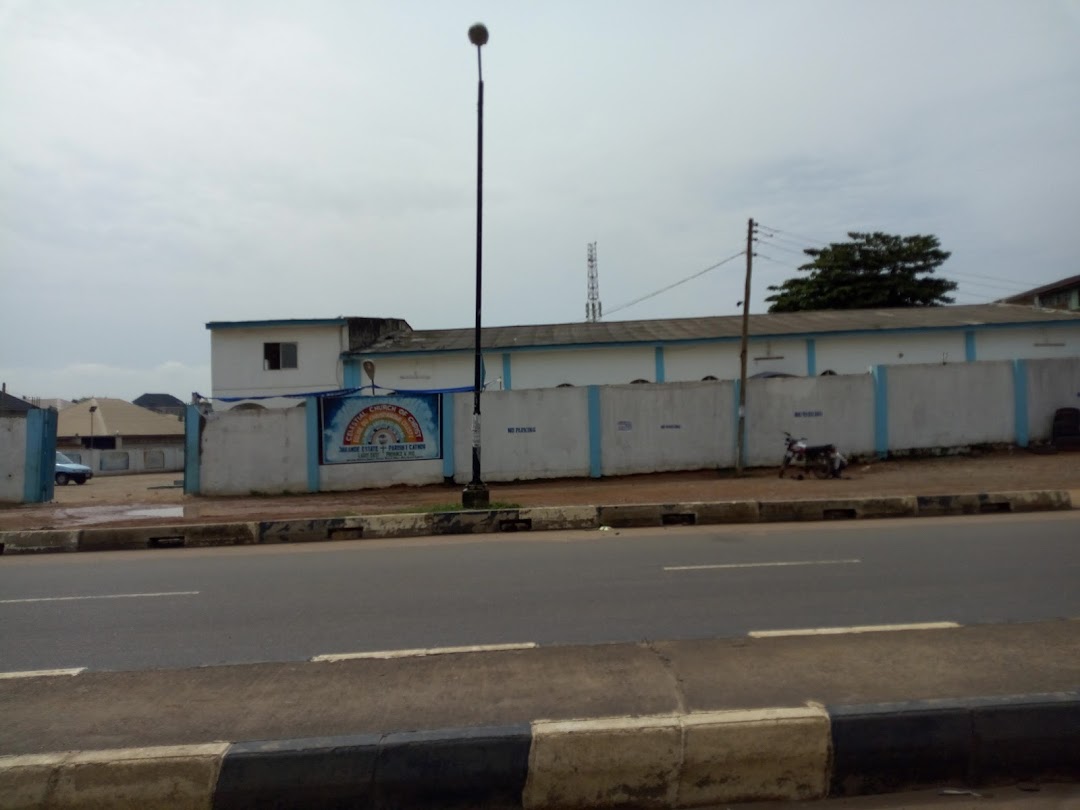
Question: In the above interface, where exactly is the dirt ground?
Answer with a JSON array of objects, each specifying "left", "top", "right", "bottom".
[{"left": 2, "top": 449, "right": 1077, "bottom": 532}]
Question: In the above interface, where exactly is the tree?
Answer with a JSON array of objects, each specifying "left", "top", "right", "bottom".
[{"left": 765, "top": 232, "right": 956, "bottom": 312}]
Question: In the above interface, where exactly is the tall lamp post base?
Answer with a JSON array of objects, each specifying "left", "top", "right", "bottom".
[{"left": 462, "top": 481, "right": 491, "bottom": 509}]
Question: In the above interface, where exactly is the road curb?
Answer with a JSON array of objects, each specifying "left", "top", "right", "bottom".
[
  {"left": 0, "top": 489, "right": 1072, "bottom": 555},
  {"left": 1, "top": 694, "right": 1075, "bottom": 809}
]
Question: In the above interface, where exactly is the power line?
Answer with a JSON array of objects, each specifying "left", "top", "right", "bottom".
[
  {"left": 756, "top": 223, "right": 830, "bottom": 247},
  {"left": 606, "top": 250, "right": 746, "bottom": 316}
]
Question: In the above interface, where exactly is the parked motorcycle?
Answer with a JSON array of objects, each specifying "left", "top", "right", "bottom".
[{"left": 779, "top": 431, "right": 848, "bottom": 479}]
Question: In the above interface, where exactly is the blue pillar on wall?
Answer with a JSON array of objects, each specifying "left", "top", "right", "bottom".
[
  {"left": 305, "top": 396, "right": 320, "bottom": 492},
  {"left": 654, "top": 347, "right": 665, "bottom": 383},
  {"left": 343, "top": 359, "right": 361, "bottom": 390},
  {"left": 1013, "top": 359, "right": 1029, "bottom": 447},
  {"left": 587, "top": 385, "right": 602, "bottom": 478},
  {"left": 183, "top": 404, "right": 201, "bottom": 495},
  {"left": 502, "top": 353, "right": 512, "bottom": 391},
  {"left": 805, "top": 339, "right": 817, "bottom": 376},
  {"left": 872, "top": 365, "right": 889, "bottom": 459},
  {"left": 441, "top": 394, "right": 456, "bottom": 480},
  {"left": 965, "top": 331, "right": 977, "bottom": 362}
]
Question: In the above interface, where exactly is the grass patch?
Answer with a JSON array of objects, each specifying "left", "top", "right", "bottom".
[{"left": 406, "top": 501, "right": 522, "bottom": 514}]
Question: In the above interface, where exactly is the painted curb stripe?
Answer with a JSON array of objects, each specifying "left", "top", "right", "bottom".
[
  {"left": 311, "top": 642, "right": 538, "bottom": 662},
  {"left": 0, "top": 668, "right": 85, "bottom": 679},
  {"left": 749, "top": 621, "right": 960, "bottom": 638},
  {"left": 665, "top": 558, "right": 860, "bottom": 572}
]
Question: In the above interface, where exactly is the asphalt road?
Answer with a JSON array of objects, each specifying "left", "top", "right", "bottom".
[{"left": 1, "top": 512, "right": 1078, "bottom": 672}]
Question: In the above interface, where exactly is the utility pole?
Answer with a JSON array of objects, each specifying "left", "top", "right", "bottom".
[{"left": 736, "top": 218, "right": 755, "bottom": 476}]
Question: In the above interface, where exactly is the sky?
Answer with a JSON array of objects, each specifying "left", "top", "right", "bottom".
[{"left": 2, "top": 0, "right": 1079, "bottom": 403}]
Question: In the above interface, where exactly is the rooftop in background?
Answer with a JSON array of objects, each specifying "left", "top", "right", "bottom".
[
  {"left": 133, "top": 393, "right": 186, "bottom": 410},
  {"left": 57, "top": 398, "right": 185, "bottom": 438},
  {"left": 351, "top": 303, "right": 1080, "bottom": 355},
  {"left": 0, "top": 390, "right": 36, "bottom": 414},
  {"left": 999, "top": 275, "right": 1080, "bottom": 311}
]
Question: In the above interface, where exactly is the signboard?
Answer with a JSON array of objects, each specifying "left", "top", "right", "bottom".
[{"left": 320, "top": 394, "right": 441, "bottom": 464}]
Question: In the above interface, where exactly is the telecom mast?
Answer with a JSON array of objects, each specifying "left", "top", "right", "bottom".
[{"left": 586, "top": 242, "right": 602, "bottom": 322}]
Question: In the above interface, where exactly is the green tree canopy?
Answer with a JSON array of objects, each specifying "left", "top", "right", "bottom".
[{"left": 765, "top": 232, "right": 956, "bottom": 312}]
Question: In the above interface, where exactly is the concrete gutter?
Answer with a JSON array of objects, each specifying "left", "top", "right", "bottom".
[
  {"left": 0, "top": 489, "right": 1073, "bottom": 555},
  {"left": 1, "top": 693, "right": 1075, "bottom": 809}
]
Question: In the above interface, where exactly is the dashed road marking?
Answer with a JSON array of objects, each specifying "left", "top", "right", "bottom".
[
  {"left": 664, "top": 559, "right": 860, "bottom": 572},
  {"left": 0, "top": 668, "right": 86, "bottom": 679},
  {"left": 0, "top": 591, "right": 199, "bottom": 604},
  {"left": 749, "top": 621, "right": 961, "bottom": 638},
  {"left": 311, "top": 642, "right": 538, "bottom": 662}
]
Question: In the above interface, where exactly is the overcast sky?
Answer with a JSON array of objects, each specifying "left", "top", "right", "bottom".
[{"left": 2, "top": 0, "right": 1078, "bottom": 403}]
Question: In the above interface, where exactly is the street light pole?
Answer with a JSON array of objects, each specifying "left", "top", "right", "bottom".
[{"left": 463, "top": 22, "right": 491, "bottom": 509}]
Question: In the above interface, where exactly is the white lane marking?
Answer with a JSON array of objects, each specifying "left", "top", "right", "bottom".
[
  {"left": 664, "top": 558, "right": 861, "bottom": 572},
  {"left": 749, "top": 621, "right": 961, "bottom": 638},
  {"left": 311, "top": 642, "right": 538, "bottom": 662},
  {"left": 0, "top": 591, "right": 199, "bottom": 605},
  {"left": 0, "top": 668, "right": 86, "bottom": 679}
]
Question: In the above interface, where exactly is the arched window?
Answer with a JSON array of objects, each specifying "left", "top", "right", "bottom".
[
  {"left": 630, "top": 378, "right": 649, "bottom": 384},
  {"left": 556, "top": 383, "right": 574, "bottom": 388},
  {"left": 232, "top": 402, "right": 266, "bottom": 411},
  {"left": 701, "top": 375, "right": 718, "bottom": 381},
  {"left": 820, "top": 369, "right": 837, "bottom": 376}
]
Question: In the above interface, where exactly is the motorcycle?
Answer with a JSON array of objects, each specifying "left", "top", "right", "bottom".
[{"left": 779, "top": 431, "right": 848, "bottom": 479}]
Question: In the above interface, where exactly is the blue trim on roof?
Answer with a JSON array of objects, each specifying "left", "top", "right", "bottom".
[
  {"left": 587, "top": 386, "right": 602, "bottom": 478},
  {"left": 805, "top": 339, "right": 817, "bottom": 376},
  {"left": 965, "top": 331, "right": 977, "bottom": 362},
  {"left": 184, "top": 404, "right": 201, "bottom": 495},
  {"left": 442, "top": 395, "right": 455, "bottom": 480},
  {"left": 502, "top": 353, "right": 512, "bottom": 391},
  {"left": 355, "top": 319, "right": 1080, "bottom": 359},
  {"left": 1013, "top": 360, "right": 1029, "bottom": 448},
  {"left": 206, "top": 318, "right": 348, "bottom": 331},
  {"left": 654, "top": 347, "right": 665, "bottom": 383}
]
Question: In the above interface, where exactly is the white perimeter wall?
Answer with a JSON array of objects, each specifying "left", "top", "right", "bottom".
[
  {"left": 599, "top": 382, "right": 732, "bottom": 475},
  {"left": 888, "top": 362, "right": 1014, "bottom": 449},
  {"left": 192, "top": 357, "right": 1079, "bottom": 494},
  {"left": 212, "top": 325, "right": 346, "bottom": 401},
  {"left": 200, "top": 408, "right": 308, "bottom": 495},
  {"left": 0, "top": 416, "right": 27, "bottom": 502},
  {"left": 1026, "top": 357, "right": 1080, "bottom": 440},
  {"left": 453, "top": 388, "right": 590, "bottom": 482},
  {"left": 744, "top": 375, "right": 876, "bottom": 467}
]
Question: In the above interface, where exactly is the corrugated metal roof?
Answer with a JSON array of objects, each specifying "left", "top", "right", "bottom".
[
  {"left": 57, "top": 398, "right": 185, "bottom": 438},
  {"left": 1001, "top": 274, "right": 1080, "bottom": 303},
  {"left": 351, "top": 304, "right": 1080, "bottom": 355}
]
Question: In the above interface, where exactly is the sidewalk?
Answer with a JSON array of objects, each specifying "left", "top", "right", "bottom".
[{"left": 2, "top": 450, "right": 1078, "bottom": 533}]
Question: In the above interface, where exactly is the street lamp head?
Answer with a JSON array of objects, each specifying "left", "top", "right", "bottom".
[{"left": 468, "top": 23, "right": 489, "bottom": 47}]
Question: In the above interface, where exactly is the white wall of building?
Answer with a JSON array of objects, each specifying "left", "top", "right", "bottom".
[
  {"left": 743, "top": 374, "right": 876, "bottom": 467},
  {"left": 57, "top": 446, "right": 184, "bottom": 476},
  {"left": 662, "top": 344, "right": 739, "bottom": 382},
  {"left": 211, "top": 324, "right": 347, "bottom": 403},
  {"left": 355, "top": 353, "right": 492, "bottom": 394},
  {"left": 453, "top": 388, "right": 591, "bottom": 481},
  {"left": 508, "top": 347, "right": 655, "bottom": 389},
  {"left": 200, "top": 408, "right": 309, "bottom": 495},
  {"left": 887, "top": 361, "right": 1014, "bottom": 449},
  {"left": 814, "top": 331, "right": 968, "bottom": 375},
  {"left": 975, "top": 326, "right": 1080, "bottom": 362},
  {"left": 599, "top": 381, "right": 732, "bottom": 475},
  {"left": 0, "top": 416, "right": 28, "bottom": 502},
  {"left": 1025, "top": 357, "right": 1080, "bottom": 440}
]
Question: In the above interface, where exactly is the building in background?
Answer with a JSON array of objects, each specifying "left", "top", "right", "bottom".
[
  {"left": 204, "top": 304, "right": 1080, "bottom": 408},
  {"left": 57, "top": 398, "right": 184, "bottom": 475},
  {"left": 1000, "top": 275, "right": 1080, "bottom": 312}
]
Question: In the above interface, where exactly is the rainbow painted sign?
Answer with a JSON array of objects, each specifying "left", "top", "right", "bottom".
[{"left": 320, "top": 394, "right": 441, "bottom": 464}]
